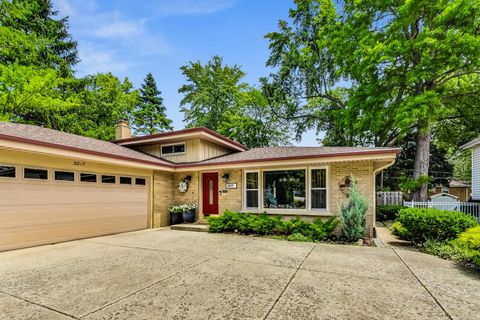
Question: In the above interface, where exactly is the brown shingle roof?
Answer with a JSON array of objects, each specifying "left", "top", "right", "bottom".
[
  {"left": 0, "top": 122, "right": 172, "bottom": 167},
  {"left": 177, "top": 146, "right": 401, "bottom": 167}
]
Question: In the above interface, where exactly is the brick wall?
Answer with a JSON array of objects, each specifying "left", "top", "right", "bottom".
[
  {"left": 218, "top": 169, "right": 243, "bottom": 214},
  {"left": 174, "top": 171, "right": 200, "bottom": 219},
  {"left": 152, "top": 171, "right": 175, "bottom": 227}
]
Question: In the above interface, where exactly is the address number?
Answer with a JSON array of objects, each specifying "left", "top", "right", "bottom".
[{"left": 73, "top": 161, "right": 86, "bottom": 166}]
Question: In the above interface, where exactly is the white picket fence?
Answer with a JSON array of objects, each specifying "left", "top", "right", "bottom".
[
  {"left": 377, "top": 191, "right": 403, "bottom": 206},
  {"left": 404, "top": 201, "right": 480, "bottom": 222}
]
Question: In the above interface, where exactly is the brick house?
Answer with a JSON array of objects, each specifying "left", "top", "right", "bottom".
[{"left": 0, "top": 121, "right": 400, "bottom": 251}]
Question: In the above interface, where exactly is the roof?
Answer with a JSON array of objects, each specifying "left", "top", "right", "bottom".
[
  {"left": 430, "top": 192, "right": 459, "bottom": 200},
  {"left": 177, "top": 146, "right": 401, "bottom": 168},
  {"left": 0, "top": 122, "right": 173, "bottom": 168},
  {"left": 114, "top": 127, "right": 248, "bottom": 152},
  {"left": 461, "top": 137, "right": 480, "bottom": 149},
  {"left": 449, "top": 179, "right": 471, "bottom": 188}
]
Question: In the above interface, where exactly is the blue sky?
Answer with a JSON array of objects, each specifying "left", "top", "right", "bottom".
[{"left": 53, "top": 0, "right": 320, "bottom": 145}]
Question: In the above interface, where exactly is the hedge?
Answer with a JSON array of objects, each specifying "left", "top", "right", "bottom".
[
  {"left": 396, "top": 208, "right": 477, "bottom": 243},
  {"left": 376, "top": 205, "right": 406, "bottom": 221},
  {"left": 207, "top": 210, "right": 338, "bottom": 242}
]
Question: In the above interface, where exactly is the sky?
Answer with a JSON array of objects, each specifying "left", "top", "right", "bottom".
[{"left": 52, "top": 0, "right": 320, "bottom": 146}]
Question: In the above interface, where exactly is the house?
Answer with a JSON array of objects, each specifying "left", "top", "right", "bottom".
[
  {"left": 430, "top": 179, "right": 471, "bottom": 202},
  {"left": 0, "top": 121, "right": 400, "bottom": 251},
  {"left": 461, "top": 138, "right": 480, "bottom": 201}
]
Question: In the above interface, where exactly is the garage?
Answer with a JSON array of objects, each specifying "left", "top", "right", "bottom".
[
  {"left": 0, "top": 122, "right": 174, "bottom": 252},
  {"left": 0, "top": 162, "right": 150, "bottom": 251}
]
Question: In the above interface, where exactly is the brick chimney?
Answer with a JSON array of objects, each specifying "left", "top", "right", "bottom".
[{"left": 115, "top": 120, "right": 131, "bottom": 140}]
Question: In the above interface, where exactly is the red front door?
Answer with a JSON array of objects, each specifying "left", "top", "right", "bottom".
[{"left": 202, "top": 172, "right": 218, "bottom": 215}]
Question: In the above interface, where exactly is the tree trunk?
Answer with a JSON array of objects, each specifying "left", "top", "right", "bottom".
[{"left": 411, "top": 125, "right": 431, "bottom": 201}]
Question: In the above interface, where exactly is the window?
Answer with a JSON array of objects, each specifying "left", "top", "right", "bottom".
[
  {"left": 245, "top": 172, "right": 259, "bottom": 209},
  {"left": 24, "top": 168, "right": 48, "bottom": 180},
  {"left": 0, "top": 165, "right": 15, "bottom": 178},
  {"left": 310, "top": 169, "right": 327, "bottom": 210},
  {"left": 80, "top": 173, "right": 97, "bottom": 183},
  {"left": 120, "top": 176, "right": 132, "bottom": 184},
  {"left": 161, "top": 143, "right": 185, "bottom": 155},
  {"left": 263, "top": 170, "right": 305, "bottom": 209},
  {"left": 102, "top": 175, "right": 116, "bottom": 184},
  {"left": 55, "top": 171, "right": 75, "bottom": 182},
  {"left": 135, "top": 178, "right": 146, "bottom": 185}
]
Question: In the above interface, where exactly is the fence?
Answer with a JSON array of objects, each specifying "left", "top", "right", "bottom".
[
  {"left": 377, "top": 191, "right": 403, "bottom": 206},
  {"left": 404, "top": 201, "right": 480, "bottom": 222}
]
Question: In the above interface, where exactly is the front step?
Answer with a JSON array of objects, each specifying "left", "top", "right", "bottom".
[{"left": 170, "top": 223, "right": 209, "bottom": 232}]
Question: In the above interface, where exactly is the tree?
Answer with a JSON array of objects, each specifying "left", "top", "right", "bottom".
[
  {"left": 179, "top": 55, "right": 248, "bottom": 130},
  {"left": 0, "top": 0, "right": 78, "bottom": 74},
  {"left": 133, "top": 73, "right": 172, "bottom": 135},
  {"left": 265, "top": 0, "right": 480, "bottom": 200},
  {"left": 179, "top": 56, "right": 289, "bottom": 147}
]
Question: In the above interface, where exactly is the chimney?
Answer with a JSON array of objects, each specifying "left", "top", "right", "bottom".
[{"left": 115, "top": 120, "right": 131, "bottom": 140}]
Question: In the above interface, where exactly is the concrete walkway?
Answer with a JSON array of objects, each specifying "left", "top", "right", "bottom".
[{"left": 0, "top": 229, "right": 479, "bottom": 320}]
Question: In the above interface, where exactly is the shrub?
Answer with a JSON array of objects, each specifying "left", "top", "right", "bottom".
[
  {"left": 396, "top": 208, "right": 477, "bottom": 243},
  {"left": 286, "top": 233, "right": 311, "bottom": 242},
  {"left": 207, "top": 211, "right": 338, "bottom": 242},
  {"left": 391, "top": 221, "right": 410, "bottom": 238},
  {"left": 451, "top": 226, "right": 480, "bottom": 268},
  {"left": 376, "top": 205, "right": 406, "bottom": 221},
  {"left": 340, "top": 179, "right": 369, "bottom": 242}
]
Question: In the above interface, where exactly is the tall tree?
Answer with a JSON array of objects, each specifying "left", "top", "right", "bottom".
[
  {"left": 179, "top": 55, "right": 289, "bottom": 147},
  {"left": 0, "top": 0, "right": 78, "bottom": 74},
  {"left": 265, "top": 0, "right": 480, "bottom": 200},
  {"left": 179, "top": 55, "right": 247, "bottom": 130},
  {"left": 133, "top": 73, "right": 172, "bottom": 135}
]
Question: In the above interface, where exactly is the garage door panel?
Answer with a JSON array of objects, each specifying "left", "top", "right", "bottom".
[{"left": 0, "top": 177, "right": 149, "bottom": 252}]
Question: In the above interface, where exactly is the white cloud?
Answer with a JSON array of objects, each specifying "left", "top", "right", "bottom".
[
  {"left": 94, "top": 21, "right": 143, "bottom": 39},
  {"left": 154, "top": 0, "right": 237, "bottom": 16}
]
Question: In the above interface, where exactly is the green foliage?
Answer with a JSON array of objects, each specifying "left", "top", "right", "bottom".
[
  {"left": 391, "top": 221, "right": 410, "bottom": 239},
  {"left": 423, "top": 226, "right": 480, "bottom": 269},
  {"left": 179, "top": 55, "right": 289, "bottom": 147},
  {"left": 398, "top": 175, "right": 433, "bottom": 194},
  {"left": 133, "top": 73, "right": 172, "bottom": 135},
  {"left": 207, "top": 210, "right": 338, "bottom": 242},
  {"left": 376, "top": 205, "right": 406, "bottom": 222},
  {"left": 396, "top": 208, "right": 478, "bottom": 243},
  {"left": 340, "top": 180, "right": 369, "bottom": 241}
]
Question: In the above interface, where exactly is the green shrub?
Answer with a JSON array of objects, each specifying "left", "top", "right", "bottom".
[
  {"left": 376, "top": 205, "right": 406, "bottom": 221},
  {"left": 391, "top": 221, "right": 410, "bottom": 238},
  {"left": 286, "top": 233, "right": 311, "bottom": 242},
  {"left": 451, "top": 226, "right": 480, "bottom": 268},
  {"left": 396, "top": 208, "right": 477, "bottom": 243},
  {"left": 340, "top": 179, "right": 369, "bottom": 242},
  {"left": 207, "top": 211, "right": 338, "bottom": 242}
]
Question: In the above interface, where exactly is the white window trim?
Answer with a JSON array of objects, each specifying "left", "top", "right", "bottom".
[
  {"left": 244, "top": 170, "right": 260, "bottom": 210},
  {"left": 242, "top": 166, "right": 330, "bottom": 216},
  {"left": 308, "top": 166, "right": 329, "bottom": 213},
  {"left": 160, "top": 142, "right": 186, "bottom": 156}
]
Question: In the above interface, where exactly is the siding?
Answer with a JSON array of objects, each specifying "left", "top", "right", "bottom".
[
  {"left": 135, "top": 139, "right": 231, "bottom": 163},
  {"left": 473, "top": 146, "right": 480, "bottom": 200}
]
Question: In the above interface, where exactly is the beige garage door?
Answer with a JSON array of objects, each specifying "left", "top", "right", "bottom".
[{"left": 0, "top": 165, "right": 148, "bottom": 251}]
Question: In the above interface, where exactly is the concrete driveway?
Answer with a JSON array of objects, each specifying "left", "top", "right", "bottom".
[{"left": 1, "top": 229, "right": 479, "bottom": 320}]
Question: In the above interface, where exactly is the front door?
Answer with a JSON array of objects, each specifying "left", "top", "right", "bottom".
[{"left": 202, "top": 172, "right": 218, "bottom": 215}]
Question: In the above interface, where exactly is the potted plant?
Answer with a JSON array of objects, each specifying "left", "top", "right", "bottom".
[
  {"left": 169, "top": 205, "right": 184, "bottom": 225},
  {"left": 182, "top": 202, "right": 197, "bottom": 223}
]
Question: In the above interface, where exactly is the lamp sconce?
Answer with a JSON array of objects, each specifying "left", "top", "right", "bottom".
[
  {"left": 184, "top": 175, "right": 192, "bottom": 183},
  {"left": 222, "top": 173, "right": 230, "bottom": 183}
]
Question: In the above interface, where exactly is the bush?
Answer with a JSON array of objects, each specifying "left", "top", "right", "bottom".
[
  {"left": 340, "top": 179, "right": 369, "bottom": 242},
  {"left": 376, "top": 205, "right": 406, "bottom": 221},
  {"left": 396, "top": 208, "right": 477, "bottom": 243},
  {"left": 451, "top": 226, "right": 480, "bottom": 268},
  {"left": 207, "top": 210, "right": 338, "bottom": 242},
  {"left": 391, "top": 221, "right": 410, "bottom": 238}
]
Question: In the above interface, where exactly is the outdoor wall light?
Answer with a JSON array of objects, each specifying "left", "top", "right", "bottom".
[
  {"left": 184, "top": 175, "right": 192, "bottom": 183},
  {"left": 222, "top": 173, "right": 230, "bottom": 183}
]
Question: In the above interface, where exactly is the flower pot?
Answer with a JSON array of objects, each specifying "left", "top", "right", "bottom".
[
  {"left": 170, "top": 212, "right": 184, "bottom": 225},
  {"left": 183, "top": 209, "right": 196, "bottom": 223}
]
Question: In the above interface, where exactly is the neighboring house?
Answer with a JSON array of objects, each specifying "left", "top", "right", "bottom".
[
  {"left": 0, "top": 121, "right": 400, "bottom": 251},
  {"left": 430, "top": 179, "right": 471, "bottom": 202},
  {"left": 461, "top": 138, "right": 480, "bottom": 201}
]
